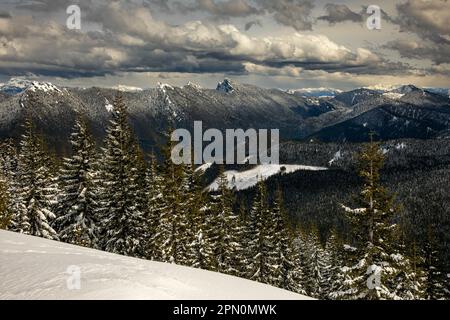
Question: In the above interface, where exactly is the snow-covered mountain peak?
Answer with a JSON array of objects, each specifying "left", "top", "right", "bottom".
[
  {"left": 216, "top": 79, "right": 235, "bottom": 93},
  {"left": 27, "top": 81, "right": 62, "bottom": 93},
  {"left": 5, "top": 78, "right": 33, "bottom": 88},
  {"left": 392, "top": 84, "right": 421, "bottom": 94},
  {"left": 0, "top": 78, "right": 62, "bottom": 94},
  {"left": 0, "top": 78, "right": 34, "bottom": 95},
  {"left": 184, "top": 81, "right": 203, "bottom": 90},
  {"left": 157, "top": 82, "right": 174, "bottom": 91}
]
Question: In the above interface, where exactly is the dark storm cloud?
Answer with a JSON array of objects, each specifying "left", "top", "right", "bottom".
[
  {"left": 172, "top": 0, "right": 315, "bottom": 31},
  {"left": 384, "top": 40, "right": 450, "bottom": 64},
  {"left": 0, "top": 11, "right": 11, "bottom": 18},
  {"left": 318, "top": 4, "right": 363, "bottom": 24},
  {"left": 244, "top": 20, "right": 261, "bottom": 31},
  {"left": 256, "top": 0, "right": 314, "bottom": 31},
  {"left": 380, "top": 0, "right": 450, "bottom": 65},
  {"left": 14, "top": 0, "right": 85, "bottom": 12},
  {"left": 394, "top": 0, "right": 450, "bottom": 44},
  {"left": 148, "top": 0, "right": 172, "bottom": 12},
  {"left": 174, "top": 0, "right": 262, "bottom": 18},
  {"left": 318, "top": 4, "right": 395, "bottom": 26}
]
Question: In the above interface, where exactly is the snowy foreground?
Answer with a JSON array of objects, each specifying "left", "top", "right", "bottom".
[{"left": 0, "top": 231, "right": 310, "bottom": 300}]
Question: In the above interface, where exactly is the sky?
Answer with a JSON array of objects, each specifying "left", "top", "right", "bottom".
[{"left": 0, "top": 0, "right": 449, "bottom": 90}]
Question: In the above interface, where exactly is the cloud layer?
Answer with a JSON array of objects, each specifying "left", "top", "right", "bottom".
[
  {"left": 0, "top": 1, "right": 401, "bottom": 78},
  {"left": 0, "top": 0, "right": 448, "bottom": 88}
]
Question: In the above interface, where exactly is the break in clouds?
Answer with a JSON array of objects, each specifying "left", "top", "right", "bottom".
[{"left": 0, "top": 0, "right": 449, "bottom": 88}]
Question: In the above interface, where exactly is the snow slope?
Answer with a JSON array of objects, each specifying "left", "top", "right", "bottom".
[
  {"left": 0, "top": 230, "right": 310, "bottom": 300},
  {"left": 208, "top": 164, "right": 327, "bottom": 191}
]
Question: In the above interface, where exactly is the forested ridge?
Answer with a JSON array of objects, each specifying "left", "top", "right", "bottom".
[{"left": 1, "top": 94, "right": 449, "bottom": 299}]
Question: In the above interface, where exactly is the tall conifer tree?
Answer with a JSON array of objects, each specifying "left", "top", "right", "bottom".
[
  {"left": 54, "top": 116, "right": 98, "bottom": 247},
  {"left": 338, "top": 135, "right": 416, "bottom": 299},
  {"left": 100, "top": 93, "right": 144, "bottom": 256},
  {"left": 247, "top": 181, "right": 272, "bottom": 283},
  {"left": 15, "top": 117, "right": 58, "bottom": 239},
  {"left": 154, "top": 136, "right": 189, "bottom": 264}
]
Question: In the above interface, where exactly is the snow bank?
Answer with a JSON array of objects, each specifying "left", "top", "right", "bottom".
[
  {"left": 0, "top": 231, "right": 310, "bottom": 300},
  {"left": 208, "top": 164, "right": 327, "bottom": 191}
]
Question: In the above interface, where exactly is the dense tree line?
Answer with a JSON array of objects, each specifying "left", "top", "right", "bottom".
[{"left": 0, "top": 94, "right": 448, "bottom": 299}]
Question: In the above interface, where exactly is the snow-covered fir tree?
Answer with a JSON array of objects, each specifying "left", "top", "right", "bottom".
[
  {"left": 99, "top": 93, "right": 145, "bottom": 256},
  {"left": 269, "top": 186, "right": 304, "bottom": 292},
  {"left": 205, "top": 168, "right": 228, "bottom": 272},
  {"left": 235, "top": 200, "right": 252, "bottom": 272},
  {"left": 0, "top": 177, "right": 13, "bottom": 229},
  {"left": 143, "top": 153, "right": 164, "bottom": 260},
  {"left": 0, "top": 139, "right": 18, "bottom": 179},
  {"left": 129, "top": 136, "right": 149, "bottom": 224},
  {"left": 189, "top": 205, "right": 214, "bottom": 270},
  {"left": 303, "top": 227, "right": 327, "bottom": 298},
  {"left": 247, "top": 181, "right": 273, "bottom": 284},
  {"left": 14, "top": 117, "right": 58, "bottom": 239},
  {"left": 154, "top": 136, "right": 190, "bottom": 264},
  {"left": 388, "top": 229, "right": 424, "bottom": 300},
  {"left": 288, "top": 235, "right": 307, "bottom": 295},
  {"left": 180, "top": 160, "right": 214, "bottom": 270},
  {"left": 337, "top": 136, "right": 417, "bottom": 300},
  {"left": 53, "top": 116, "right": 99, "bottom": 247},
  {"left": 210, "top": 168, "right": 245, "bottom": 276},
  {"left": 323, "top": 230, "right": 347, "bottom": 299},
  {"left": 421, "top": 226, "right": 448, "bottom": 299},
  {"left": 0, "top": 140, "right": 17, "bottom": 230}
]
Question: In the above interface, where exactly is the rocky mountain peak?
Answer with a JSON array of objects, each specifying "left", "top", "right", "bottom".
[{"left": 216, "top": 79, "right": 234, "bottom": 93}]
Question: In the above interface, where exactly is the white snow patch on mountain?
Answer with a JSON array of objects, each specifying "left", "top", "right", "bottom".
[
  {"left": 364, "top": 84, "right": 403, "bottom": 92},
  {"left": 328, "top": 150, "right": 342, "bottom": 165},
  {"left": 0, "top": 230, "right": 310, "bottom": 300},
  {"left": 396, "top": 142, "right": 407, "bottom": 150},
  {"left": 104, "top": 98, "right": 114, "bottom": 112},
  {"left": 112, "top": 85, "right": 143, "bottom": 92},
  {"left": 0, "top": 78, "right": 62, "bottom": 94},
  {"left": 382, "top": 92, "right": 404, "bottom": 100},
  {"left": 2, "top": 78, "right": 33, "bottom": 90},
  {"left": 184, "top": 81, "right": 203, "bottom": 90},
  {"left": 288, "top": 87, "right": 342, "bottom": 97},
  {"left": 28, "top": 81, "right": 62, "bottom": 93},
  {"left": 208, "top": 164, "right": 327, "bottom": 191}
]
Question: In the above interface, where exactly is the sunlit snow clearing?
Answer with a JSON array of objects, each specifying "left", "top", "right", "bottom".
[{"left": 208, "top": 164, "right": 327, "bottom": 191}]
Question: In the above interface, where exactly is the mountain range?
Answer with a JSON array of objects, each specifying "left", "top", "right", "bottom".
[{"left": 0, "top": 78, "right": 449, "bottom": 153}]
